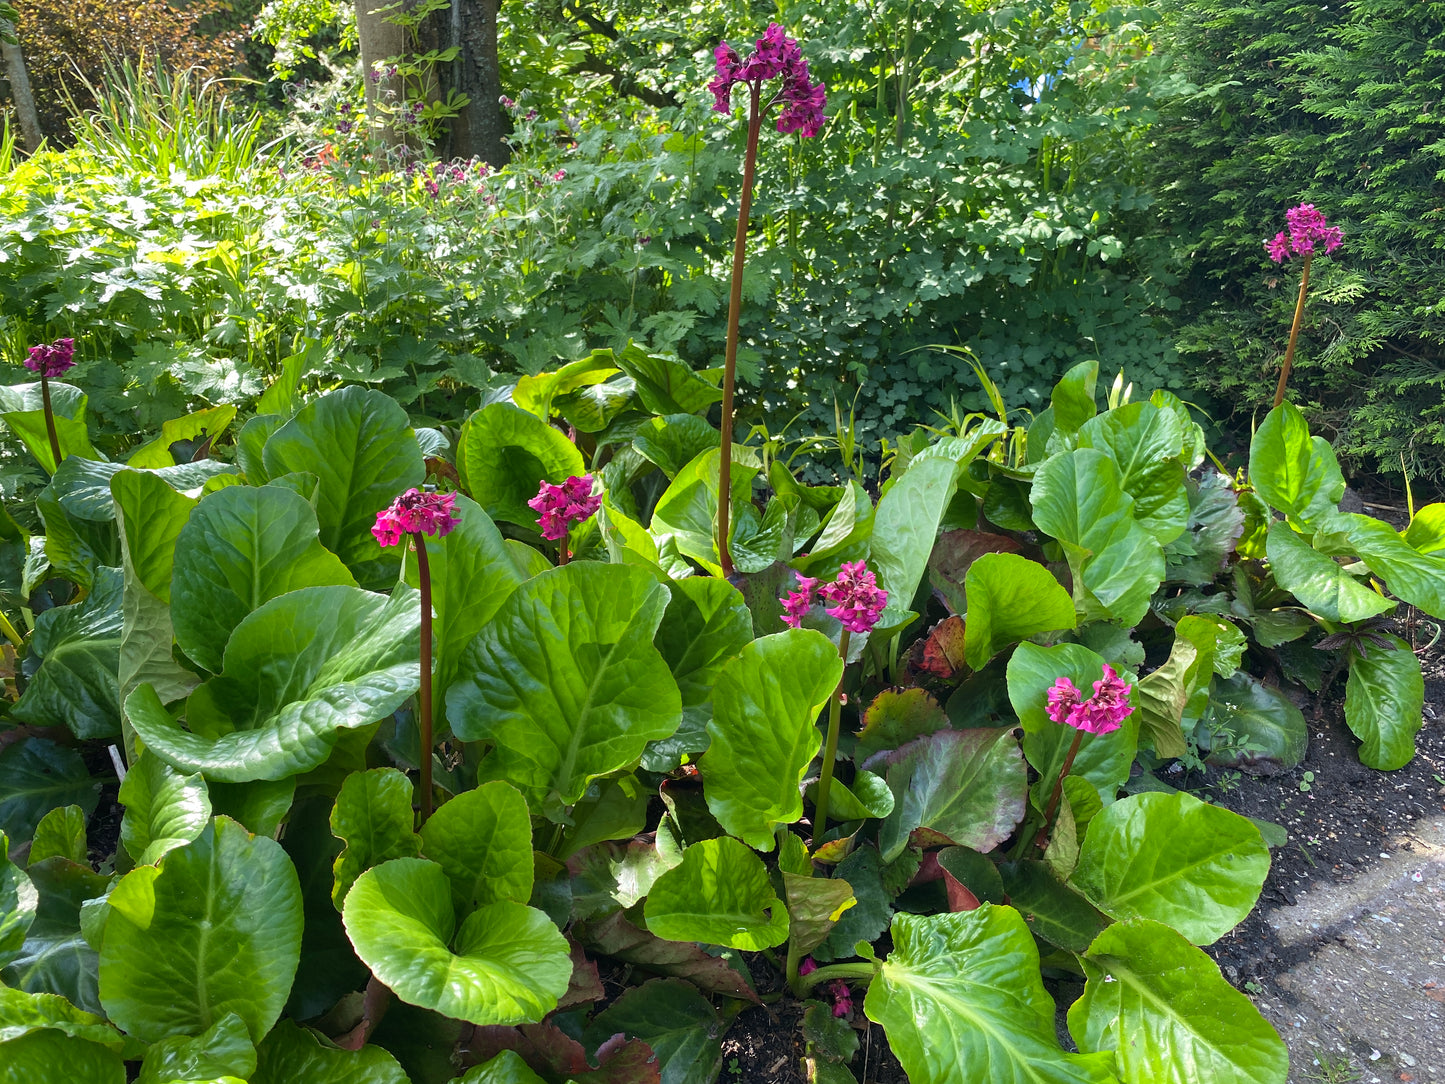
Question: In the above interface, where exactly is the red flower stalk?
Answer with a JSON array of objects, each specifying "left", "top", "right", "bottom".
[{"left": 1264, "top": 204, "right": 1343, "bottom": 408}]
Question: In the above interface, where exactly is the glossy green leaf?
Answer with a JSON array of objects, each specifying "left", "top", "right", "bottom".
[
  {"left": 118, "top": 750, "right": 211, "bottom": 866},
  {"left": 805, "top": 770, "right": 894, "bottom": 822},
  {"left": 865, "top": 907, "right": 1118, "bottom": 1084},
  {"left": 571, "top": 911, "right": 757, "bottom": 1001},
  {"left": 0, "top": 381, "right": 95, "bottom": 473},
  {"left": 871, "top": 455, "right": 960, "bottom": 622},
  {"left": 611, "top": 345, "right": 723, "bottom": 416},
  {"left": 0, "top": 986, "right": 122, "bottom": 1050},
  {"left": 649, "top": 446, "right": 760, "bottom": 574},
  {"left": 420, "top": 781, "right": 533, "bottom": 916},
  {"left": 235, "top": 415, "right": 282, "bottom": 483},
  {"left": 1344, "top": 635, "right": 1424, "bottom": 770},
  {"left": 643, "top": 836, "right": 789, "bottom": 950},
  {"left": 1403, "top": 503, "right": 1445, "bottom": 554},
  {"left": 1030, "top": 448, "right": 1164, "bottom": 625},
  {"left": 1340, "top": 513, "right": 1445, "bottom": 620},
  {"left": 128, "top": 585, "right": 420, "bottom": 782},
  {"left": 0, "top": 739, "right": 99, "bottom": 845},
  {"left": 99, "top": 817, "right": 303, "bottom": 1042},
  {"left": 449, "top": 563, "right": 679, "bottom": 807},
  {"left": 1266, "top": 521, "right": 1393, "bottom": 623},
  {"left": 1070, "top": 792, "right": 1269, "bottom": 945},
  {"left": 458, "top": 403, "right": 585, "bottom": 528},
  {"left": 48, "top": 456, "right": 232, "bottom": 523},
  {"left": 556, "top": 775, "right": 649, "bottom": 861},
  {"left": 341, "top": 857, "right": 571, "bottom": 1026},
  {"left": 791, "top": 480, "right": 874, "bottom": 578},
  {"left": 1077, "top": 402, "right": 1188, "bottom": 544},
  {"left": 11, "top": 566, "right": 123, "bottom": 738},
  {"left": 330, "top": 768, "right": 421, "bottom": 909},
  {"left": 856, "top": 688, "right": 949, "bottom": 763},
  {"left": 0, "top": 831, "right": 37, "bottom": 969},
  {"left": 644, "top": 577, "right": 754, "bottom": 771},
  {"left": 403, "top": 496, "right": 525, "bottom": 737},
  {"left": 458, "top": 1051, "right": 548, "bottom": 1084},
  {"left": 632, "top": 414, "right": 719, "bottom": 479},
  {"left": 876, "top": 729, "right": 1027, "bottom": 862},
  {"left": 585, "top": 978, "right": 723, "bottom": 1084},
  {"left": 29, "top": 806, "right": 88, "bottom": 866},
  {"left": 1163, "top": 471, "right": 1245, "bottom": 585},
  {"left": 1134, "top": 616, "right": 1243, "bottom": 760},
  {"left": 260, "top": 386, "right": 425, "bottom": 588},
  {"left": 962, "top": 552, "right": 1076, "bottom": 670},
  {"left": 1247, "top": 403, "right": 1343, "bottom": 528},
  {"left": 1, "top": 857, "right": 108, "bottom": 1013},
  {"left": 783, "top": 871, "right": 856, "bottom": 956},
  {"left": 1008, "top": 642, "right": 1139, "bottom": 809},
  {"left": 1050, "top": 360, "right": 1099, "bottom": 436},
  {"left": 135, "top": 1013, "right": 256, "bottom": 1084},
  {"left": 1204, "top": 672, "right": 1308, "bottom": 773},
  {"left": 935, "top": 847, "right": 1006, "bottom": 906},
  {"left": 128, "top": 405, "right": 238, "bottom": 470},
  {"left": 251, "top": 1019, "right": 409, "bottom": 1084},
  {"left": 997, "top": 859, "right": 1109, "bottom": 952},
  {"left": 1069, "top": 919, "right": 1288, "bottom": 1084},
  {"left": 512, "top": 353, "right": 620, "bottom": 421},
  {"left": 0, "top": 1029, "right": 124, "bottom": 1084},
  {"left": 699, "top": 629, "right": 842, "bottom": 850},
  {"left": 171, "top": 484, "right": 355, "bottom": 674}
]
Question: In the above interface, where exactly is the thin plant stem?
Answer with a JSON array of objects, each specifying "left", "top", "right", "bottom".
[
  {"left": 717, "top": 83, "right": 764, "bottom": 578},
  {"left": 794, "top": 960, "right": 875, "bottom": 998},
  {"left": 415, "top": 533, "right": 434, "bottom": 825},
  {"left": 39, "top": 373, "right": 61, "bottom": 469},
  {"left": 1037, "top": 728, "right": 1084, "bottom": 851},
  {"left": 812, "top": 628, "right": 851, "bottom": 843},
  {"left": 785, "top": 935, "right": 804, "bottom": 996},
  {"left": 1273, "top": 252, "right": 1312, "bottom": 409}
]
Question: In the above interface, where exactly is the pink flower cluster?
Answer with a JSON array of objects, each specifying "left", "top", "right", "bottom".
[
  {"left": 710, "top": 24, "right": 827, "bottom": 138},
  {"left": 528, "top": 475, "right": 601, "bottom": 541},
  {"left": 1266, "top": 203, "right": 1344, "bottom": 263},
  {"left": 1045, "top": 664, "right": 1134, "bottom": 736},
  {"left": 797, "top": 958, "right": 853, "bottom": 1018},
  {"left": 24, "top": 338, "right": 75, "bottom": 378},
  {"left": 780, "top": 561, "right": 888, "bottom": 634},
  {"left": 372, "top": 489, "right": 460, "bottom": 547}
]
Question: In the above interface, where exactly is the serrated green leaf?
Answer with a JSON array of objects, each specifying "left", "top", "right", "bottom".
[
  {"left": 119, "top": 750, "right": 211, "bottom": 866},
  {"left": 420, "top": 781, "right": 533, "bottom": 916}
]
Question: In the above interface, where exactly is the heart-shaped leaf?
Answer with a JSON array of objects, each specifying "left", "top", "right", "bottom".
[
  {"left": 1247, "top": 403, "right": 1344, "bottom": 529},
  {"left": 962, "top": 552, "right": 1077, "bottom": 670},
  {"left": 643, "top": 836, "right": 789, "bottom": 950},
  {"left": 341, "top": 857, "right": 571, "bottom": 1026},
  {"left": 458, "top": 1051, "right": 548, "bottom": 1083},
  {"left": 28, "top": 806, "right": 88, "bottom": 866},
  {"left": 118, "top": 750, "right": 211, "bottom": 866},
  {"left": 99, "top": 817, "right": 304, "bottom": 1042},
  {"left": 1076, "top": 401, "right": 1188, "bottom": 544}
]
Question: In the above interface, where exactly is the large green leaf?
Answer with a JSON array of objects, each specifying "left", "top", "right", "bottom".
[
  {"left": 0, "top": 1029, "right": 125, "bottom": 1084},
  {"left": 962, "top": 552, "right": 1076, "bottom": 670},
  {"left": 1134, "top": 616, "right": 1244, "bottom": 760},
  {"left": 341, "top": 857, "right": 571, "bottom": 1026},
  {"left": 458, "top": 1051, "right": 548, "bottom": 1083},
  {"left": 0, "top": 857, "right": 107, "bottom": 1013},
  {"left": 1163, "top": 471, "right": 1245, "bottom": 585},
  {"left": 99, "top": 817, "right": 303, "bottom": 1042},
  {"left": 1050, "top": 361, "right": 1099, "bottom": 437},
  {"left": 330, "top": 768, "right": 422, "bottom": 909},
  {"left": 584, "top": 978, "right": 723, "bottom": 1084},
  {"left": 0, "top": 830, "right": 37, "bottom": 969},
  {"left": 1077, "top": 402, "right": 1188, "bottom": 544},
  {"left": 0, "top": 740, "right": 100, "bottom": 846},
  {"left": 1204, "top": 671, "right": 1308, "bottom": 773},
  {"left": 48, "top": 457, "right": 233, "bottom": 523},
  {"left": 790, "top": 480, "right": 874, "bottom": 579},
  {"left": 611, "top": 345, "right": 723, "bottom": 416},
  {"left": 699, "top": 629, "right": 842, "bottom": 851},
  {"left": 458, "top": 403, "right": 585, "bottom": 529},
  {"left": 135, "top": 1013, "right": 255, "bottom": 1084},
  {"left": 448, "top": 563, "right": 679, "bottom": 808},
  {"left": 171, "top": 484, "right": 355, "bottom": 674},
  {"left": 631, "top": 414, "right": 719, "bottom": 479},
  {"left": 251, "top": 1019, "right": 409, "bottom": 1084},
  {"left": 0, "top": 381, "right": 95, "bottom": 473},
  {"left": 1069, "top": 919, "right": 1288, "bottom": 1084},
  {"left": 1247, "top": 403, "right": 1343, "bottom": 529},
  {"left": 10, "top": 566, "right": 123, "bottom": 738},
  {"left": 642, "top": 836, "right": 789, "bottom": 950},
  {"left": 649, "top": 446, "right": 760, "bottom": 574},
  {"left": 0, "top": 985, "right": 124, "bottom": 1049},
  {"left": 1265, "top": 521, "right": 1393, "bottom": 623},
  {"left": 875, "top": 729, "right": 1027, "bottom": 862},
  {"left": 871, "top": 455, "right": 960, "bottom": 622},
  {"left": 1344, "top": 635, "right": 1424, "bottom": 770},
  {"left": 865, "top": 908, "right": 1118, "bottom": 1084},
  {"left": 1007, "top": 642, "right": 1139, "bottom": 809},
  {"left": 260, "top": 386, "right": 425, "bottom": 588},
  {"left": 1069, "top": 792, "right": 1269, "bottom": 945},
  {"left": 1030, "top": 448, "right": 1164, "bottom": 625},
  {"left": 117, "top": 750, "right": 211, "bottom": 866},
  {"left": 128, "top": 405, "right": 238, "bottom": 470},
  {"left": 644, "top": 577, "right": 754, "bottom": 771},
  {"left": 511, "top": 353, "right": 620, "bottom": 421},
  {"left": 29, "top": 805, "right": 86, "bottom": 866},
  {"left": 419, "top": 781, "right": 533, "bottom": 917},
  {"left": 128, "top": 585, "right": 420, "bottom": 782},
  {"left": 782, "top": 871, "right": 857, "bottom": 957},
  {"left": 1403, "top": 503, "right": 1445, "bottom": 554},
  {"left": 997, "top": 860, "right": 1110, "bottom": 952},
  {"left": 1339, "top": 513, "right": 1445, "bottom": 620}
]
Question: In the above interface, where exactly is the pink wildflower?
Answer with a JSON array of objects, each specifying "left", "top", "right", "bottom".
[
  {"left": 819, "top": 561, "right": 888, "bottom": 634},
  {"left": 1045, "top": 665, "right": 1133, "bottom": 736},
  {"left": 373, "top": 489, "right": 460, "bottom": 547},
  {"left": 24, "top": 338, "right": 76, "bottom": 378},
  {"left": 528, "top": 475, "right": 601, "bottom": 541},
  {"left": 1265, "top": 203, "right": 1343, "bottom": 262},
  {"left": 710, "top": 43, "right": 742, "bottom": 112},
  {"left": 708, "top": 24, "right": 826, "bottom": 136},
  {"left": 780, "top": 575, "right": 818, "bottom": 628},
  {"left": 1266, "top": 231, "right": 1291, "bottom": 264},
  {"left": 1045, "top": 677, "right": 1084, "bottom": 727}
]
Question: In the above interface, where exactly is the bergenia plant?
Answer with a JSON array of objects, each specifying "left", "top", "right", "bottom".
[
  {"left": 781, "top": 560, "right": 886, "bottom": 837},
  {"left": 1265, "top": 203, "right": 1343, "bottom": 407},
  {"left": 22, "top": 337, "right": 75, "bottom": 468},
  {"left": 529, "top": 474, "right": 601, "bottom": 563},
  {"left": 372, "top": 486, "right": 460, "bottom": 822},
  {"left": 1038, "top": 664, "right": 1134, "bottom": 845},
  {"left": 710, "top": 25, "right": 826, "bottom": 575}
]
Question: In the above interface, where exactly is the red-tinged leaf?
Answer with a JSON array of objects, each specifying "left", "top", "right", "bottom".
[
  {"left": 572, "top": 912, "right": 759, "bottom": 1002},
  {"left": 558, "top": 941, "right": 605, "bottom": 1010},
  {"left": 468, "top": 1023, "right": 661, "bottom": 1083},
  {"left": 916, "top": 615, "right": 969, "bottom": 679},
  {"left": 856, "top": 687, "right": 949, "bottom": 764},
  {"left": 928, "top": 529, "right": 1024, "bottom": 614}
]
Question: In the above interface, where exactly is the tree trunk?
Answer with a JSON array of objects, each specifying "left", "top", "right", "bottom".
[
  {"left": 0, "top": 22, "right": 42, "bottom": 154},
  {"left": 354, "top": 0, "right": 409, "bottom": 147},
  {"left": 450, "top": 0, "right": 508, "bottom": 166}
]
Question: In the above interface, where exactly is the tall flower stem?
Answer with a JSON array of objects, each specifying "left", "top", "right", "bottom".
[
  {"left": 39, "top": 373, "right": 61, "bottom": 469},
  {"left": 717, "top": 83, "right": 764, "bottom": 579},
  {"left": 1037, "top": 729, "right": 1084, "bottom": 851},
  {"left": 414, "top": 533, "right": 434, "bottom": 825},
  {"left": 1273, "top": 252, "right": 1313, "bottom": 408},
  {"left": 812, "top": 627, "right": 851, "bottom": 842}
]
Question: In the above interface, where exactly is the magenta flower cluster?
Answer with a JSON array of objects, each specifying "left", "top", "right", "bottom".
[
  {"left": 1045, "top": 664, "right": 1134, "bottom": 736},
  {"left": 710, "top": 24, "right": 827, "bottom": 138},
  {"left": 798, "top": 958, "right": 853, "bottom": 1018},
  {"left": 1266, "top": 203, "right": 1344, "bottom": 263},
  {"left": 780, "top": 561, "right": 888, "bottom": 634},
  {"left": 528, "top": 475, "right": 601, "bottom": 541},
  {"left": 372, "top": 489, "right": 460, "bottom": 547},
  {"left": 24, "top": 338, "right": 75, "bottom": 378}
]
